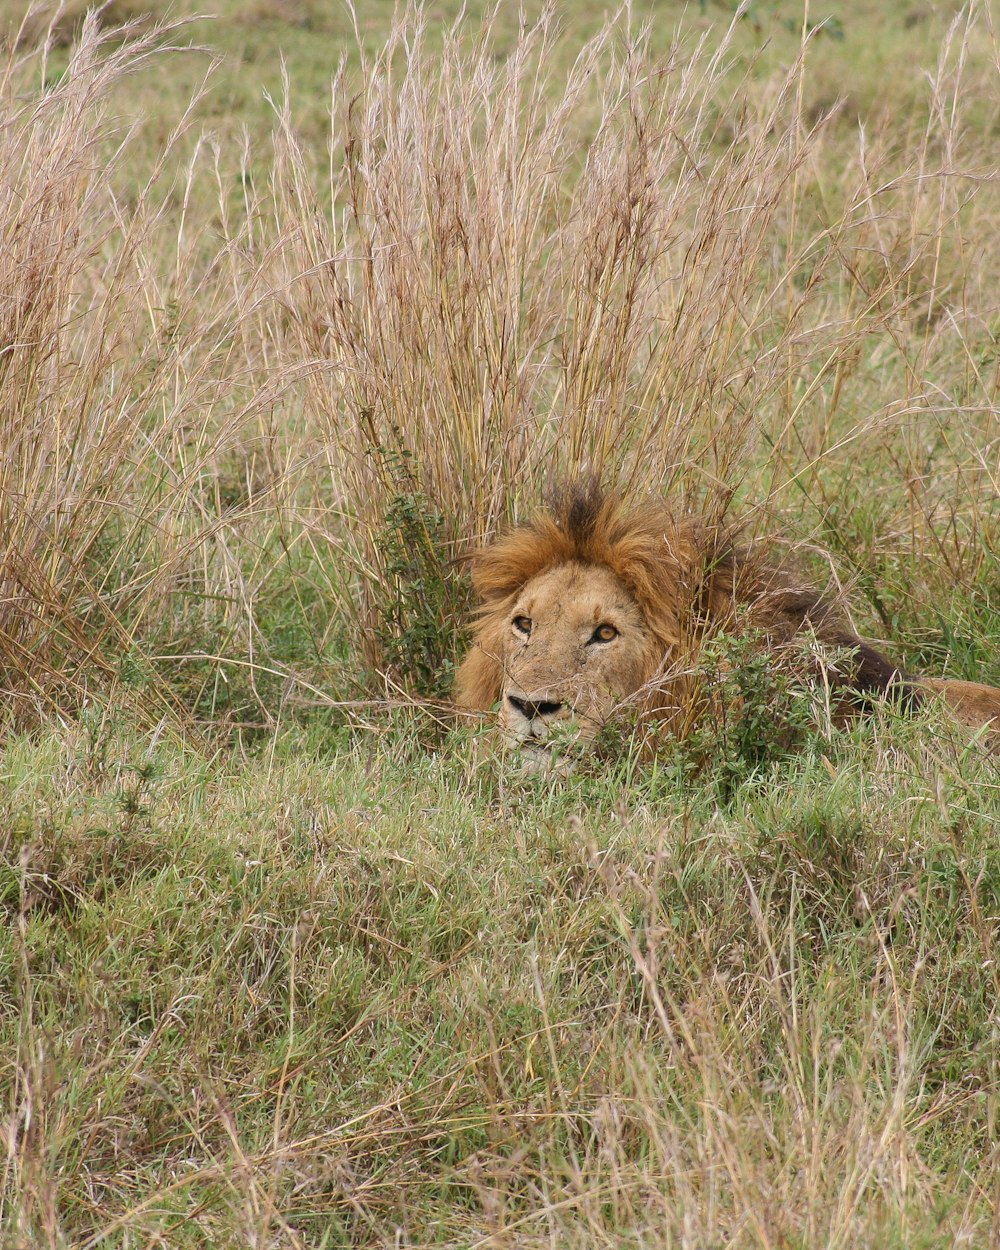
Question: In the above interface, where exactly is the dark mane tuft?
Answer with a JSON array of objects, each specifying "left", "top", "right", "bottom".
[{"left": 547, "top": 477, "right": 606, "bottom": 548}]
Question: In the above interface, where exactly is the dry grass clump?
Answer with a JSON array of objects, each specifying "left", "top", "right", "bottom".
[
  {"left": 0, "top": 14, "right": 288, "bottom": 727},
  {"left": 264, "top": 4, "right": 1000, "bottom": 689}
]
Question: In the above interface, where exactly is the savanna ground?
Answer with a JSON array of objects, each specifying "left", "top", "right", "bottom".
[{"left": 3, "top": 0, "right": 1000, "bottom": 1245}]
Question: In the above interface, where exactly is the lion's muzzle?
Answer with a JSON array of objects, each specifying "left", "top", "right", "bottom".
[
  {"left": 502, "top": 688, "right": 566, "bottom": 744},
  {"left": 501, "top": 686, "right": 586, "bottom": 774}
]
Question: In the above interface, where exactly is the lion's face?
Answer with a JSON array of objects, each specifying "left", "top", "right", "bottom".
[
  {"left": 454, "top": 485, "right": 721, "bottom": 770},
  {"left": 495, "top": 560, "right": 653, "bottom": 768}
]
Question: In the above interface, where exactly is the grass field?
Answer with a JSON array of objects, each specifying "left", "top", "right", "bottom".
[{"left": 3, "top": 1, "right": 1000, "bottom": 1245}]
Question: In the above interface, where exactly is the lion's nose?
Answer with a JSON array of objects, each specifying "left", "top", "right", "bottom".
[{"left": 507, "top": 693, "right": 563, "bottom": 721}]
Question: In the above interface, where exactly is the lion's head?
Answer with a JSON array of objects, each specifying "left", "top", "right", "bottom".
[{"left": 453, "top": 483, "right": 747, "bottom": 768}]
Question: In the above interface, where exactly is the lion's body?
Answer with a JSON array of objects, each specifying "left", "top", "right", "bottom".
[{"left": 454, "top": 483, "right": 1000, "bottom": 765}]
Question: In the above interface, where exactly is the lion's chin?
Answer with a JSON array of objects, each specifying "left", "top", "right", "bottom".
[{"left": 511, "top": 739, "right": 581, "bottom": 778}]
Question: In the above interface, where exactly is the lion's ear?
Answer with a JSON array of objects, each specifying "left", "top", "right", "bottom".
[
  {"left": 468, "top": 545, "right": 525, "bottom": 602},
  {"left": 469, "top": 520, "right": 569, "bottom": 602}
]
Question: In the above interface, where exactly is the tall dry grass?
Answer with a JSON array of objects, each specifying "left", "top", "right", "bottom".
[
  {"left": 0, "top": 12, "right": 290, "bottom": 726},
  {"left": 2, "top": 4, "right": 998, "bottom": 714},
  {"left": 264, "top": 4, "right": 1000, "bottom": 686}
]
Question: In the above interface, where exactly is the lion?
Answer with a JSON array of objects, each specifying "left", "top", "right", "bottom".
[{"left": 454, "top": 482, "right": 1000, "bottom": 768}]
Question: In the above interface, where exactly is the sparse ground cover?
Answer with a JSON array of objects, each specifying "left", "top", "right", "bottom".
[{"left": 2, "top": 1, "right": 1000, "bottom": 1245}]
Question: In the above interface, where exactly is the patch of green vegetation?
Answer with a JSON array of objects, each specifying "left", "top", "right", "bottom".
[
  {"left": 2, "top": 712, "right": 999, "bottom": 1244},
  {"left": 682, "top": 627, "right": 823, "bottom": 804},
  {"left": 372, "top": 450, "right": 466, "bottom": 700},
  {"left": 143, "top": 534, "right": 357, "bottom": 743}
]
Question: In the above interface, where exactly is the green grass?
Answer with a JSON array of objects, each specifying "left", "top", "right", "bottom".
[
  {"left": 4, "top": 706, "right": 1000, "bottom": 1245},
  {"left": 3, "top": 0, "right": 1000, "bottom": 1244}
]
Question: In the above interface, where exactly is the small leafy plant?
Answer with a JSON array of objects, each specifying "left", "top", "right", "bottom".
[
  {"left": 373, "top": 450, "right": 466, "bottom": 699},
  {"left": 681, "top": 628, "right": 819, "bottom": 804}
]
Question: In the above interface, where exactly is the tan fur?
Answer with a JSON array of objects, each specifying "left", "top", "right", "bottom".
[
  {"left": 454, "top": 484, "right": 1000, "bottom": 765},
  {"left": 917, "top": 679, "right": 1000, "bottom": 732}
]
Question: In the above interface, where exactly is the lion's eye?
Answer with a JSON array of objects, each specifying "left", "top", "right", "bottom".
[
  {"left": 590, "top": 623, "right": 619, "bottom": 644},
  {"left": 513, "top": 616, "right": 532, "bottom": 636}
]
